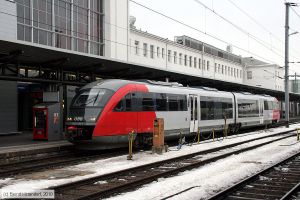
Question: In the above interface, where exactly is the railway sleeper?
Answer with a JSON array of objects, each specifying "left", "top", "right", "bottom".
[
  {"left": 232, "top": 191, "right": 282, "bottom": 199},
  {"left": 240, "top": 187, "right": 286, "bottom": 196},
  {"left": 250, "top": 183, "right": 295, "bottom": 190},
  {"left": 227, "top": 195, "right": 266, "bottom": 200}
]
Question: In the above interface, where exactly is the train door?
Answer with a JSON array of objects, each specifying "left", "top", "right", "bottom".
[
  {"left": 189, "top": 95, "right": 198, "bottom": 133},
  {"left": 259, "top": 98, "right": 264, "bottom": 124}
]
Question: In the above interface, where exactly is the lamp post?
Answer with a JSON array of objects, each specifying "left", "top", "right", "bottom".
[{"left": 284, "top": 2, "right": 298, "bottom": 128}]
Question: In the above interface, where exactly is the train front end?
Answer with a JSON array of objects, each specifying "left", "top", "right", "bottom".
[{"left": 65, "top": 81, "right": 116, "bottom": 149}]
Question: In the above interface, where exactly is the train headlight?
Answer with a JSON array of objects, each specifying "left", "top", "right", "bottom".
[
  {"left": 67, "top": 117, "right": 73, "bottom": 121},
  {"left": 89, "top": 117, "right": 97, "bottom": 122}
]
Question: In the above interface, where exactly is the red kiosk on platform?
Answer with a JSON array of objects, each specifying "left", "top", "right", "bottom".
[{"left": 33, "top": 92, "right": 61, "bottom": 141}]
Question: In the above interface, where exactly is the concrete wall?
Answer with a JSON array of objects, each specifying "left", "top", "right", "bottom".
[
  {"left": 104, "top": 0, "right": 129, "bottom": 61},
  {"left": 0, "top": 0, "right": 17, "bottom": 41}
]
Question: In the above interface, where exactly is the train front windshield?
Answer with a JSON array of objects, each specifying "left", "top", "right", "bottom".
[
  {"left": 68, "top": 88, "right": 114, "bottom": 123},
  {"left": 72, "top": 89, "right": 110, "bottom": 108}
]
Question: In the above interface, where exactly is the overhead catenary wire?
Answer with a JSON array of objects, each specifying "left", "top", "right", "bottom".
[
  {"left": 192, "top": 0, "right": 300, "bottom": 70},
  {"left": 227, "top": 0, "right": 300, "bottom": 60},
  {"left": 192, "top": 0, "right": 300, "bottom": 62},
  {"left": 130, "top": 0, "right": 282, "bottom": 66}
]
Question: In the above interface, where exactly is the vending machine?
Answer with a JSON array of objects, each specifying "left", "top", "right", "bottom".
[{"left": 33, "top": 103, "right": 61, "bottom": 140}]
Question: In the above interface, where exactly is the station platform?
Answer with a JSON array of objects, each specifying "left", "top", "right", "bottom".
[{"left": 0, "top": 131, "right": 73, "bottom": 162}]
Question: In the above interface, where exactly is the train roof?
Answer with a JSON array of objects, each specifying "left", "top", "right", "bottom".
[{"left": 80, "top": 79, "right": 277, "bottom": 100}]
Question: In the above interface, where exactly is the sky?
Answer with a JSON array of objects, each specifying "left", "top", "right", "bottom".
[{"left": 129, "top": 0, "right": 300, "bottom": 75}]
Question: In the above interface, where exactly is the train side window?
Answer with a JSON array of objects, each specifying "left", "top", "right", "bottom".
[
  {"left": 179, "top": 95, "right": 188, "bottom": 111},
  {"left": 141, "top": 93, "right": 155, "bottom": 111},
  {"left": 238, "top": 99, "right": 259, "bottom": 117},
  {"left": 264, "top": 101, "right": 268, "bottom": 110},
  {"left": 200, "top": 96, "right": 233, "bottom": 120},
  {"left": 155, "top": 93, "right": 167, "bottom": 111},
  {"left": 268, "top": 101, "right": 273, "bottom": 110},
  {"left": 168, "top": 94, "right": 180, "bottom": 111}
]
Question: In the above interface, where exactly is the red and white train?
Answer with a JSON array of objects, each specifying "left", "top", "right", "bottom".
[{"left": 65, "top": 79, "right": 280, "bottom": 149}]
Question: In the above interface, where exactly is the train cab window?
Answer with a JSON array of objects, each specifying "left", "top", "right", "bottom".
[
  {"left": 114, "top": 93, "right": 132, "bottom": 112},
  {"left": 71, "top": 88, "right": 113, "bottom": 108}
]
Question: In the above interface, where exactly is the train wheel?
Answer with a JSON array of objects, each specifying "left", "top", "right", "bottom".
[{"left": 134, "top": 133, "right": 152, "bottom": 149}]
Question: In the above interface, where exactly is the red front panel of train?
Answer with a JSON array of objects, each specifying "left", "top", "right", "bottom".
[
  {"left": 93, "top": 84, "right": 156, "bottom": 136},
  {"left": 273, "top": 110, "right": 280, "bottom": 121}
]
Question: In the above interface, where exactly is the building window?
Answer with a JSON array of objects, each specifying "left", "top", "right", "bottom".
[
  {"left": 162, "top": 48, "right": 165, "bottom": 59},
  {"left": 16, "top": 0, "right": 104, "bottom": 55},
  {"left": 157, "top": 47, "right": 160, "bottom": 58},
  {"left": 189, "top": 56, "right": 192, "bottom": 67},
  {"left": 194, "top": 57, "right": 197, "bottom": 68},
  {"left": 199, "top": 59, "right": 202, "bottom": 69},
  {"left": 218, "top": 64, "right": 221, "bottom": 73},
  {"left": 222, "top": 65, "right": 224, "bottom": 74},
  {"left": 207, "top": 61, "right": 209, "bottom": 71},
  {"left": 247, "top": 71, "right": 252, "bottom": 79},
  {"left": 203, "top": 60, "right": 206, "bottom": 70},
  {"left": 236, "top": 69, "right": 239, "bottom": 78},
  {"left": 174, "top": 51, "right": 177, "bottom": 64},
  {"left": 143, "top": 43, "right": 148, "bottom": 57},
  {"left": 184, "top": 55, "right": 187, "bottom": 66},
  {"left": 168, "top": 50, "right": 172, "bottom": 62},
  {"left": 135, "top": 41, "right": 139, "bottom": 55},
  {"left": 225, "top": 66, "right": 227, "bottom": 75},
  {"left": 231, "top": 68, "right": 233, "bottom": 76},
  {"left": 179, "top": 53, "right": 182, "bottom": 65},
  {"left": 234, "top": 68, "right": 236, "bottom": 77},
  {"left": 150, "top": 45, "right": 154, "bottom": 59}
]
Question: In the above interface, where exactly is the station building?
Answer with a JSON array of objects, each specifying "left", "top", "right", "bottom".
[
  {"left": 0, "top": 0, "right": 292, "bottom": 137},
  {"left": 242, "top": 57, "right": 284, "bottom": 91}
]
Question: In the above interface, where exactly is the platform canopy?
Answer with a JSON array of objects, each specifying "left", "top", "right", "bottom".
[{"left": 0, "top": 39, "right": 299, "bottom": 101}]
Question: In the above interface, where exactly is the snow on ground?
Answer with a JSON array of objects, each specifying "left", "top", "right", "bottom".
[
  {"left": 0, "top": 124, "right": 300, "bottom": 197},
  {"left": 108, "top": 136, "right": 300, "bottom": 200}
]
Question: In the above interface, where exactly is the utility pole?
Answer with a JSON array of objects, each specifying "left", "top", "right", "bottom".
[
  {"left": 295, "top": 72, "right": 297, "bottom": 93},
  {"left": 294, "top": 72, "right": 298, "bottom": 93},
  {"left": 284, "top": 2, "right": 296, "bottom": 128}
]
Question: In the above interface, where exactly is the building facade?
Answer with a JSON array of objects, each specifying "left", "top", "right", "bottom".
[
  {"left": 290, "top": 79, "right": 300, "bottom": 94},
  {"left": 1, "top": 0, "right": 129, "bottom": 58},
  {"left": 0, "top": 0, "right": 283, "bottom": 91},
  {"left": 129, "top": 29, "right": 244, "bottom": 84},
  {"left": 242, "top": 57, "right": 284, "bottom": 91}
]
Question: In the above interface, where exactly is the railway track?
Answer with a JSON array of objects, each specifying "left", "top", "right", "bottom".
[
  {"left": 1, "top": 118, "right": 298, "bottom": 177},
  {"left": 0, "top": 150, "right": 127, "bottom": 177},
  {"left": 52, "top": 129, "right": 298, "bottom": 200},
  {"left": 2, "top": 121, "right": 297, "bottom": 178},
  {"left": 208, "top": 151, "right": 300, "bottom": 200}
]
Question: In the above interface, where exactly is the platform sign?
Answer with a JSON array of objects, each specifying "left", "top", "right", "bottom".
[{"left": 53, "top": 113, "right": 59, "bottom": 124}]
